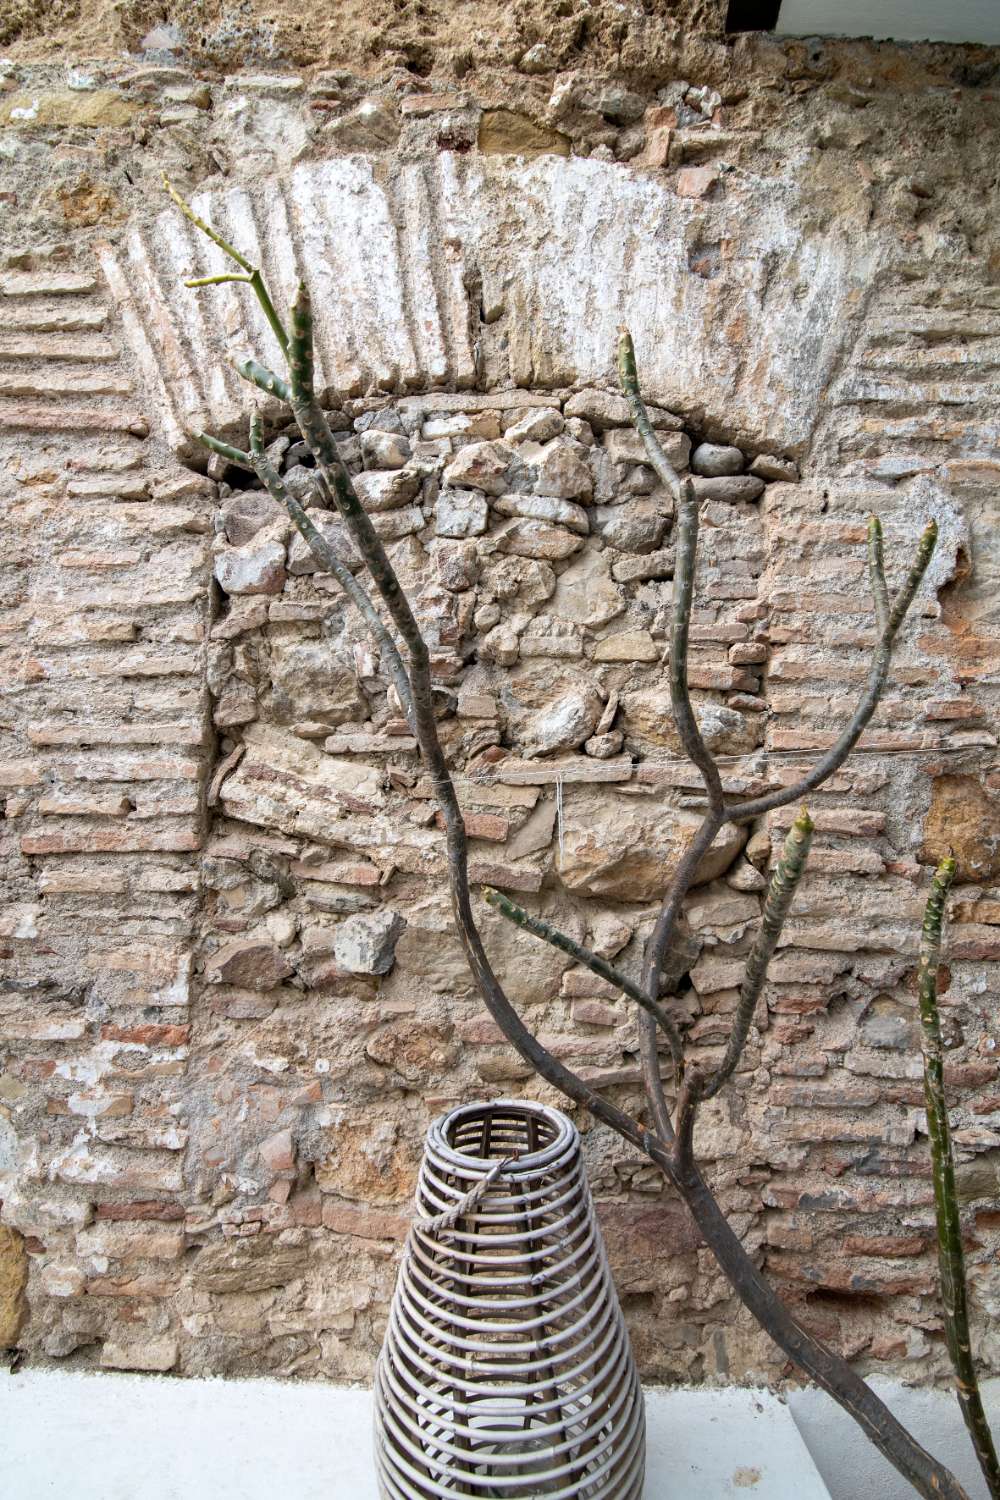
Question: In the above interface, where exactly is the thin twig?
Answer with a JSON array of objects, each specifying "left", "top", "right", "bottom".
[
  {"left": 868, "top": 515, "right": 890, "bottom": 635},
  {"left": 674, "top": 808, "right": 813, "bottom": 1154},
  {"left": 918, "top": 857, "right": 1000, "bottom": 1499},
  {"left": 667, "top": 478, "right": 726, "bottom": 813},
  {"left": 483, "top": 886, "right": 686, "bottom": 1080},
  {"left": 617, "top": 327, "right": 683, "bottom": 499},
  {"left": 163, "top": 174, "right": 289, "bottom": 355},
  {"left": 247, "top": 417, "right": 417, "bottom": 731},
  {"left": 197, "top": 431, "right": 255, "bottom": 471},
  {"left": 235, "top": 355, "right": 291, "bottom": 404},
  {"left": 726, "top": 519, "right": 938, "bottom": 825}
]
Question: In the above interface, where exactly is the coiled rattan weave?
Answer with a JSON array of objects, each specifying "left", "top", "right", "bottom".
[{"left": 374, "top": 1100, "right": 645, "bottom": 1498}]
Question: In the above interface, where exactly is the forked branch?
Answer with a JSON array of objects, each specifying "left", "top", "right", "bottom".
[
  {"left": 674, "top": 808, "right": 814, "bottom": 1157},
  {"left": 169, "top": 190, "right": 969, "bottom": 1500},
  {"left": 482, "top": 886, "right": 686, "bottom": 1079}
]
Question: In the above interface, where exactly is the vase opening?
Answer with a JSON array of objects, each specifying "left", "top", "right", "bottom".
[{"left": 439, "top": 1100, "right": 573, "bottom": 1172}]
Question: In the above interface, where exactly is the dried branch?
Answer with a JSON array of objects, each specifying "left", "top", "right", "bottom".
[
  {"left": 482, "top": 886, "right": 686, "bottom": 1079},
  {"left": 246, "top": 417, "right": 417, "bottom": 732},
  {"left": 197, "top": 431, "right": 255, "bottom": 471},
  {"left": 919, "top": 858, "right": 1000, "bottom": 1499},
  {"left": 674, "top": 808, "right": 813, "bottom": 1155},
  {"left": 868, "top": 514, "right": 890, "bottom": 634},
  {"left": 616, "top": 327, "right": 683, "bottom": 499},
  {"left": 726, "top": 518, "right": 938, "bottom": 825},
  {"left": 170, "top": 195, "right": 972, "bottom": 1500},
  {"left": 668, "top": 479, "right": 726, "bottom": 813}
]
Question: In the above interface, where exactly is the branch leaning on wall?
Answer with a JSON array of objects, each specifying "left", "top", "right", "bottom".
[{"left": 166, "top": 179, "right": 969, "bottom": 1500}]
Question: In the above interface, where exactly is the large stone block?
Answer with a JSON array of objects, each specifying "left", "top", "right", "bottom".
[{"left": 556, "top": 788, "right": 747, "bottom": 901}]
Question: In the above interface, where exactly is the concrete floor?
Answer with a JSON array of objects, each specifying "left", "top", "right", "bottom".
[
  {"left": 0, "top": 1370, "right": 827, "bottom": 1499},
  {"left": 2, "top": 1366, "right": 997, "bottom": 1498}
]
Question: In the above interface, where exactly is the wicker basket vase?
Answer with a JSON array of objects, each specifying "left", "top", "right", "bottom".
[{"left": 374, "top": 1100, "right": 645, "bottom": 1499}]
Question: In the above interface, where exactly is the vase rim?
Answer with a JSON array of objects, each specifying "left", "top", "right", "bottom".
[{"left": 428, "top": 1098, "right": 579, "bottom": 1176}]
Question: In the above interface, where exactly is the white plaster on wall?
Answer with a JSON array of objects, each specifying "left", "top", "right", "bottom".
[{"left": 105, "top": 154, "right": 880, "bottom": 457}]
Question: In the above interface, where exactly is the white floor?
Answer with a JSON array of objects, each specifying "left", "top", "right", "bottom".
[
  {"left": 0, "top": 1370, "right": 827, "bottom": 1499},
  {"left": 3, "top": 1367, "right": 998, "bottom": 1498}
]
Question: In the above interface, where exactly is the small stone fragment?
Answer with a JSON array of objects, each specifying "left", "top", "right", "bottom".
[
  {"left": 480, "top": 624, "right": 520, "bottom": 665},
  {"left": 610, "top": 549, "right": 674, "bottom": 583},
  {"left": 691, "top": 442, "right": 744, "bottom": 477},
  {"left": 436, "top": 488, "right": 489, "bottom": 538},
  {"left": 595, "top": 500, "right": 667, "bottom": 554},
  {"left": 585, "top": 732, "right": 625, "bottom": 758},
  {"left": 726, "top": 858, "right": 767, "bottom": 892},
  {"left": 604, "top": 429, "right": 691, "bottom": 469},
  {"left": 214, "top": 534, "right": 286, "bottom": 596},
  {"left": 493, "top": 493, "right": 589, "bottom": 534},
  {"left": 478, "top": 110, "right": 570, "bottom": 158},
  {"left": 690, "top": 475, "right": 765, "bottom": 503},
  {"left": 519, "top": 685, "right": 604, "bottom": 757},
  {"left": 593, "top": 630, "right": 659, "bottom": 663},
  {"left": 749, "top": 453, "right": 799, "bottom": 482},
  {"left": 498, "top": 520, "right": 584, "bottom": 561},
  {"left": 353, "top": 468, "right": 421, "bottom": 512},
  {"left": 505, "top": 408, "right": 564, "bottom": 443},
  {"left": 205, "top": 938, "right": 294, "bottom": 991},
  {"left": 436, "top": 542, "right": 480, "bottom": 590},
  {"left": 334, "top": 909, "right": 406, "bottom": 975},
  {"left": 361, "top": 430, "right": 411, "bottom": 469},
  {"left": 259, "top": 1127, "right": 296, "bottom": 1175},
  {"left": 221, "top": 491, "right": 285, "bottom": 546},
  {"left": 533, "top": 438, "right": 593, "bottom": 501},
  {"left": 443, "top": 441, "right": 514, "bottom": 496}
]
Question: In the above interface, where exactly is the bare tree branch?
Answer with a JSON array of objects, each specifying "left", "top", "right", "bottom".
[
  {"left": 674, "top": 808, "right": 813, "bottom": 1155},
  {"left": 868, "top": 514, "right": 890, "bottom": 634},
  {"left": 726, "top": 518, "right": 937, "bottom": 825},
  {"left": 483, "top": 886, "right": 686, "bottom": 1079},
  {"left": 246, "top": 417, "right": 417, "bottom": 733},
  {"left": 197, "top": 431, "right": 255, "bottom": 471},
  {"left": 616, "top": 327, "right": 683, "bottom": 499},
  {"left": 170, "top": 199, "right": 972, "bottom": 1500},
  {"left": 163, "top": 174, "right": 289, "bottom": 356},
  {"left": 235, "top": 355, "right": 291, "bottom": 403}
]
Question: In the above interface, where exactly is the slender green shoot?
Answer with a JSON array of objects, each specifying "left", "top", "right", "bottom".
[{"left": 919, "top": 856, "right": 1000, "bottom": 1499}]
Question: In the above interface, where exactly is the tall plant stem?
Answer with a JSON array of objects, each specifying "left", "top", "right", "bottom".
[
  {"left": 168, "top": 202, "right": 970, "bottom": 1500},
  {"left": 919, "top": 858, "right": 1000, "bottom": 1499}
]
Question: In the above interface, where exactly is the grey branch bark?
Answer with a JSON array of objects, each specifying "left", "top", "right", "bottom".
[
  {"left": 171, "top": 198, "right": 968, "bottom": 1500},
  {"left": 483, "top": 886, "right": 686, "bottom": 1078},
  {"left": 674, "top": 808, "right": 814, "bottom": 1155}
]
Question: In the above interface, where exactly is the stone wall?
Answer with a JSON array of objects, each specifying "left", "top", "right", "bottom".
[{"left": 1, "top": 25, "right": 999, "bottom": 1386}]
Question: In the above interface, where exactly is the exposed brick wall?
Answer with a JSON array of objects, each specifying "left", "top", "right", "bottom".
[{"left": 1, "top": 45, "right": 999, "bottom": 1386}]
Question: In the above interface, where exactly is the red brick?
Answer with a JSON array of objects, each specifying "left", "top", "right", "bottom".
[
  {"left": 95, "top": 1200, "right": 186, "bottom": 1222},
  {"left": 101, "top": 1023, "right": 190, "bottom": 1046},
  {"left": 322, "top": 1201, "right": 409, "bottom": 1241},
  {"left": 22, "top": 826, "right": 200, "bottom": 854}
]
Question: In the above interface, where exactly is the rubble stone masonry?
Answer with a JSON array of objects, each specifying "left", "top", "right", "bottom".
[{"left": 1, "top": 10, "right": 999, "bottom": 1386}]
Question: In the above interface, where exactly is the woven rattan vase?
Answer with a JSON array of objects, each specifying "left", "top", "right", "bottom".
[{"left": 374, "top": 1099, "right": 645, "bottom": 1498}]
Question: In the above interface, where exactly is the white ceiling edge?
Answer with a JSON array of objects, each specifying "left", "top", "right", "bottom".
[{"left": 776, "top": 0, "right": 1000, "bottom": 46}]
